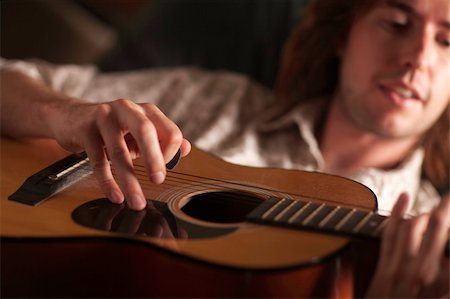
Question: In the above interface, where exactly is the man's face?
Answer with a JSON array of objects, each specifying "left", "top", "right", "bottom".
[{"left": 336, "top": 0, "right": 450, "bottom": 139}]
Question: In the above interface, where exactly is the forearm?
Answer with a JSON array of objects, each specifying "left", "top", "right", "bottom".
[
  {"left": 0, "top": 69, "right": 79, "bottom": 139},
  {"left": 0, "top": 68, "right": 191, "bottom": 211}
]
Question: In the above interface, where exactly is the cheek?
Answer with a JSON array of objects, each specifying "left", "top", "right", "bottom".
[
  {"left": 339, "top": 27, "right": 384, "bottom": 91},
  {"left": 440, "top": 66, "right": 450, "bottom": 99},
  {"left": 431, "top": 65, "right": 450, "bottom": 111},
  {"left": 429, "top": 94, "right": 450, "bottom": 123},
  {"left": 424, "top": 81, "right": 449, "bottom": 131},
  {"left": 340, "top": 49, "right": 367, "bottom": 92}
]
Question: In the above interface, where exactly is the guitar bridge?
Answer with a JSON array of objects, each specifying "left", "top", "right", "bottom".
[{"left": 9, "top": 152, "right": 92, "bottom": 206}]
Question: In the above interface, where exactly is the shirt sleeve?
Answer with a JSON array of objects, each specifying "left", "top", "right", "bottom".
[
  {"left": 80, "top": 67, "right": 276, "bottom": 149},
  {"left": 0, "top": 57, "right": 97, "bottom": 99},
  {"left": 0, "top": 57, "right": 276, "bottom": 160}
]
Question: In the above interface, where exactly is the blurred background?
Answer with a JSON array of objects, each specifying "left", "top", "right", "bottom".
[{"left": 1, "top": 0, "right": 309, "bottom": 87}]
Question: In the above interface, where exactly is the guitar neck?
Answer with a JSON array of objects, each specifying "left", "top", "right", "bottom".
[{"left": 247, "top": 197, "right": 387, "bottom": 241}]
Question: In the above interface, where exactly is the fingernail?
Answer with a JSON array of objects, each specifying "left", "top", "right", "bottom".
[{"left": 150, "top": 171, "right": 165, "bottom": 184}]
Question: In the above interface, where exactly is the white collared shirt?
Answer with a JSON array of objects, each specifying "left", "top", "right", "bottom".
[{"left": 1, "top": 58, "right": 441, "bottom": 215}]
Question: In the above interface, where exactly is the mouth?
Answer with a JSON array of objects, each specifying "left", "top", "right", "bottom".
[{"left": 379, "top": 84, "right": 424, "bottom": 108}]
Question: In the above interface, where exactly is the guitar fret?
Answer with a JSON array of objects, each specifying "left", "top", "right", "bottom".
[
  {"left": 302, "top": 203, "right": 325, "bottom": 225},
  {"left": 246, "top": 197, "right": 280, "bottom": 221},
  {"left": 274, "top": 200, "right": 301, "bottom": 221},
  {"left": 265, "top": 198, "right": 296, "bottom": 221},
  {"left": 359, "top": 213, "right": 386, "bottom": 236},
  {"left": 246, "top": 193, "right": 448, "bottom": 252},
  {"left": 319, "top": 206, "right": 340, "bottom": 227},
  {"left": 335, "top": 209, "right": 356, "bottom": 231},
  {"left": 372, "top": 217, "right": 389, "bottom": 237},
  {"left": 306, "top": 204, "right": 336, "bottom": 227},
  {"left": 352, "top": 212, "right": 373, "bottom": 234},
  {"left": 288, "top": 202, "right": 312, "bottom": 224},
  {"left": 277, "top": 201, "right": 307, "bottom": 223},
  {"left": 339, "top": 210, "right": 367, "bottom": 233},
  {"left": 289, "top": 202, "right": 321, "bottom": 225},
  {"left": 262, "top": 198, "right": 288, "bottom": 220},
  {"left": 321, "top": 207, "right": 353, "bottom": 230}
]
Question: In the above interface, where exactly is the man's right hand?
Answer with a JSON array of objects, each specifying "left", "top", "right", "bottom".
[
  {"left": 1, "top": 70, "right": 191, "bottom": 210},
  {"left": 52, "top": 99, "right": 191, "bottom": 210}
]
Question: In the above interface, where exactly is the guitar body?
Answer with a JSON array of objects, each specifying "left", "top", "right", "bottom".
[{"left": 1, "top": 138, "right": 377, "bottom": 298}]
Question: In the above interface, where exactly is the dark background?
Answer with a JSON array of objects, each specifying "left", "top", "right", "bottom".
[{"left": 1, "top": 0, "right": 309, "bottom": 87}]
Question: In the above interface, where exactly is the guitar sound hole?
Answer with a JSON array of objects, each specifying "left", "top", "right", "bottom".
[{"left": 181, "top": 191, "right": 262, "bottom": 224}]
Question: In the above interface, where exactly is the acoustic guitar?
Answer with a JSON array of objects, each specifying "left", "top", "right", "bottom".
[{"left": 1, "top": 137, "right": 380, "bottom": 298}]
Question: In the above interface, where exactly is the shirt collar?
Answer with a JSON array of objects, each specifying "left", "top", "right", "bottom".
[{"left": 258, "top": 97, "right": 328, "bottom": 169}]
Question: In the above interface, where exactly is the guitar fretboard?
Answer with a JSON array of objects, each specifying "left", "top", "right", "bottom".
[{"left": 246, "top": 197, "right": 387, "bottom": 240}]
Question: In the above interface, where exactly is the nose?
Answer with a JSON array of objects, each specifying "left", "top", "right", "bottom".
[{"left": 401, "top": 25, "right": 437, "bottom": 75}]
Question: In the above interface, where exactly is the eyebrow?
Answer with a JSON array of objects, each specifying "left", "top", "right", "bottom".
[
  {"left": 384, "top": 0, "right": 414, "bottom": 14},
  {"left": 384, "top": 0, "right": 450, "bottom": 30}
]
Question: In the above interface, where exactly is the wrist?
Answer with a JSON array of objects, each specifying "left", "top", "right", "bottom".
[{"left": 40, "top": 95, "right": 84, "bottom": 148}]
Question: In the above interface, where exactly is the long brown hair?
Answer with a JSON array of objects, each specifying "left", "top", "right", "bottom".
[{"left": 276, "top": 0, "right": 449, "bottom": 194}]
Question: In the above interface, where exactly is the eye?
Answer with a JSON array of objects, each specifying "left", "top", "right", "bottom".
[
  {"left": 381, "top": 18, "right": 410, "bottom": 34},
  {"left": 437, "top": 36, "right": 450, "bottom": 48},
  {"left": 377, "top": 9, "right": 410, "bottom": 34}
]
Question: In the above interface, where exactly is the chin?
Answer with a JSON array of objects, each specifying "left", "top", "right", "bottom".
[
  {"left": 374, "top": 124, "right": 422, "bottom": 139},
  {"left": 372, "top": 113, "right": 426, "bottom": 136},
  {"left": 366, "top": 119, "right": 418, "bottom": 139}
]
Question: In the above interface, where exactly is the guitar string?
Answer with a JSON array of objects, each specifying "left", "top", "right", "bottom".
[
  {"left": 71, "top": 165, "right": 380, "bottom": 213},
  {"left": 133, "top": 164, "right": 379, "bottom": 210},
  {"left": 76, "top": 172, "right": 390, "bottom": 237},
  {"left": 73, "top": 165, "right": 307, "bottom": 201},
  {"left": 112, "top": 171, "right": 273, "bottom": 205},
  {"left": 72, "top": 167, "right": 272, "bottom": 205},
  {"left": 73, "top": 169, "right": 341, "bottom": 220},
  {"left": 63, "top": 168, "right": 398, "bottom": 233},
  {"left": 71, "top": 166, "right": 394, "bottom": 216},
  {"left": 82, "top": 166, "right": 355, "bottom": 208}
]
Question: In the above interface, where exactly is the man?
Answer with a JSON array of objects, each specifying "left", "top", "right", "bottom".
[{"left": 1, "top": 0, "right": 449, "bottom": 297}]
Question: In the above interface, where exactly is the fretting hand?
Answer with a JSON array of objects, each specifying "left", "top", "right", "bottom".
[{"left": 366, "top": 193, "right": 450, "bottom": 298}]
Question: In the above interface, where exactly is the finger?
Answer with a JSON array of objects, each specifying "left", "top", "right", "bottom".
[
  {"left": 415, "top": 196, "right": 450, "bottom": 285},
  {"left": 112, "top": 101, "right": 167, "bottom": 184},
  {"left": 180, "top": 139, "right": 191, "bottom": 157},
  {"left": 379, "top": 193, "right": 410, "bottom": 268},
  {"left": 391, "top": 215, "right": 429, "bottom": 297},
  {"left": 96, "top": 104, "right": 146, "bottom": 210},
  {"left": 390, "top": 215, "right": 427, "bottom": 269},
  {"left": 83, "top": 129, "right": 124, "bottom": 204},
  {"left": 141, "top": 103, "right": 184, "bottom": 162},
  {"left": 392, "top": 192, "right": 410, "bottom": 217},
  {"left": 369, "top": 193, "right": 410, "bottom": 297},
  {"left": 419, "top": 258, "right": 449, "bottom": 298}
]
